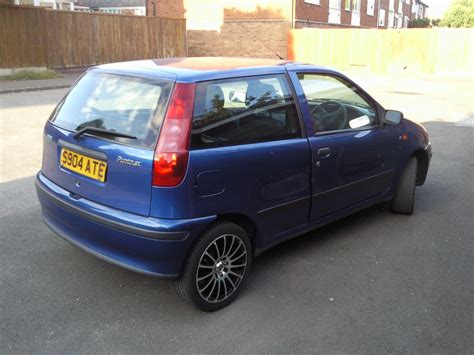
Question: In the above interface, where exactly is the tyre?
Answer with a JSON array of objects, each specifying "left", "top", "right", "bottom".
[
  {"left": 171, "top": 222, "right": 252, "bottom": 311},
  {"left": 392, "top": 157, "right": 418, "bottom": 215}
]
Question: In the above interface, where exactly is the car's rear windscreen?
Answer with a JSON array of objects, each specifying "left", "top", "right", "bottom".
[{"left": 50, "top": 72, "right": 173, "bottom": 148}]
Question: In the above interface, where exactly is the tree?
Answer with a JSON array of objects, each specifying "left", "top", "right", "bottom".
[{"left": 440, "top": 0, "right": 474, "bottom": 28}]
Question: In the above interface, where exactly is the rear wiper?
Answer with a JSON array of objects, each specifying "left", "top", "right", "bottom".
[{"left": 73, "top": 127, "right": 137, "bottom": 141}]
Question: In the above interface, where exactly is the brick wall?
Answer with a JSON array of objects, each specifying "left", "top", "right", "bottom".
[
  {"left": 182, "top": 0, "right": 292, "bottom": 59},
  {"left": 187, "top": 21, "right": 290, "bottom": 59},
  {"left": 295, "top": 0, "right": 329, "bottom": 23},
  {"left": 146, "top": 0, "right": 185, "bottom": 18},
  {"left": 341, "top": 4, "right": 352, "bottom": 25},
  {"left": 360, "top": 1, "right": 378, "bottom": 28}
]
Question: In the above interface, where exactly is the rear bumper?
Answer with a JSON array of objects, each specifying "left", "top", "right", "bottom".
[{"left": 36, "top": 172, "right": 216, "bottom": 278}]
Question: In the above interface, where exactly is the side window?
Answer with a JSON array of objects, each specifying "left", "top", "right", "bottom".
[
  {"left": 191, "top": 75, "right": 301, "bottom": 149},
  {"left": 297, "top": 74, "right": 378, "bottom": 134}
]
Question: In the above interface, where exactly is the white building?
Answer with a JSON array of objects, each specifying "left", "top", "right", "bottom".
[
  {"left": 11, "top": 0, "right": 74, "bottom": 10},
  {"left": 80, "top": 0, "right": 146, "bottom": 16}
]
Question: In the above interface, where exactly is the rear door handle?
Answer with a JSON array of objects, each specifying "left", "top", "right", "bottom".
[{"left": 317, "top": 147, "right": 331, "bottom": 158}]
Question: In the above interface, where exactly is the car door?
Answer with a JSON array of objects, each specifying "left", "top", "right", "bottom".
[
  {"left": 289, "top": 71, "right": 399, "bottom": 221},
  {"left": 181, "top": 73, "right": 312, "bottom": 247}
]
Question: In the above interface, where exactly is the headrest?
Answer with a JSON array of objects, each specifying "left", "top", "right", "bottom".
[
  {"left": 246, "top": 81, "right": 277, "bottom": 107},
  {"left": 194, "top": 84, "right": 225, "bottom": 117}
]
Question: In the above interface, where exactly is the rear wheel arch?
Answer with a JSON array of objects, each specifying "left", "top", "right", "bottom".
[
  {"left": 214, "top": 213, "right": 258, "bottom": 253},
  {"left": 182, "top": 213, "right": 259, "bottom": 273}
]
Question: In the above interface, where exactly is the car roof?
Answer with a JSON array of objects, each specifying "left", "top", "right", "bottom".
[{"left": 94, "top": 57, "right": 334, "bottom": 82}]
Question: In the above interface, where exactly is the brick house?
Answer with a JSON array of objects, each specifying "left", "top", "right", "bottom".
[
  {"left": 146, "top": 0, "right": 428, "bottom": 58},
  {"left": 146, "top": 0, "right": 183, "bottom": 18},
  {"left": 147, "top": 0, "right": 428, "bottom": 28}
]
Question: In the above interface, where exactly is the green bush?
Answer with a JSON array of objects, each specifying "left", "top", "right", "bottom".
[
  {"left": 1, "top": 69, "right": 61, "bottom": 81},
  {"left": 408, "top": 18, "right": 431, "bottom": 28}
]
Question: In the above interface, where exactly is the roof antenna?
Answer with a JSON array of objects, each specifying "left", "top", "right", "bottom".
[{"left": 235, "top": 23, "right": 284, "bottom": 60}]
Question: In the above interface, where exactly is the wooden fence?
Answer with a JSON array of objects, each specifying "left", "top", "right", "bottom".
[
  {"left": 0, "top": 4, "right": 186, "bottom": 69},
  {"left": 288, "top": 28, "right": 474, "bottom": 75}
]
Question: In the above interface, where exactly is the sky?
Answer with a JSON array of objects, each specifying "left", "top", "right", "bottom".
[{"left": 424, "top": 0, "right": 452, "bottom": 18}]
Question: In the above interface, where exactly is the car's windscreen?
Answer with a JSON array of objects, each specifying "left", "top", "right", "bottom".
[{"left": 50, "top": 72, "right": 173, "bottom": 148}]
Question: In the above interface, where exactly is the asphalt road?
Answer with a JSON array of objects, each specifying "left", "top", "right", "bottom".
[{"left": 1, "top": 74, "right": 473, "bottom": 353}]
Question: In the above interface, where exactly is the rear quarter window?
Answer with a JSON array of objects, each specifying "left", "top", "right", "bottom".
[
  {"left": 50, "top": 72, "right": 173, "bottom": 148},
  {"left": 191, "top": 74, "right": 302, "bottom": 150}
]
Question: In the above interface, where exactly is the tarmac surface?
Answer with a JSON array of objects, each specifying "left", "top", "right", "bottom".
[{"left": 1, "top": 73, "right": 473, "bottom": 353}]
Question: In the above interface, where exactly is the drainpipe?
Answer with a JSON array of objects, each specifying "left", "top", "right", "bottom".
[{"left": 292, "top": 0, "right": 296, "bottom": 29}]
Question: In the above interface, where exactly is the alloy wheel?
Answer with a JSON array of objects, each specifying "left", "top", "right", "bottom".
[{"left": 195, "top": 234, "right": 248, "bottom": 303}]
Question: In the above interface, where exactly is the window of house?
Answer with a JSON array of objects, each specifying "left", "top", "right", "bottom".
[
  {"left": 352, "top": 0, "right": 361, "bottom": 12},
  {"left": 404, "top": 16, "right": 409, "bottom": 27},
  {"left": 388, "top": 0, "right": 395, "bottom": 28},
  {"left": 304, "top": 0, "right": 320, "bottom": 5},
  {"left": 345, "top": 0, "right": 351, "bottom": 10},
  {"left": 367, "top": 0, "right": 375, "bottom": 16},
  {"left": 190, "top": 75, "right": 302, "bottom": 150},
  {"left": 388, "top": 10, "right": 395, "bottom": 27},
  {"left": 329, "top": 0, "right": 341, "bottom": 9},
  {"left": 297, "top": 74, "right": 377, "bottom": 134},
  {"left": 379, "top": 9, "right": 386, "bottom": 26}
]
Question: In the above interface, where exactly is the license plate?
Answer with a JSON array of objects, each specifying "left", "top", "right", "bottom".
[{"left": 60, "top": 148, "right": 107, "bottom": 182}]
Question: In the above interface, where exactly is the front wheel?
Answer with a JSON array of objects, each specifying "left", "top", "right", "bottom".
[
  {"left": 392, "top": 157, "right": 418, "bottom": 215},
  {"left": 171, "top": 222, "right": 252, "bottom": 311}
]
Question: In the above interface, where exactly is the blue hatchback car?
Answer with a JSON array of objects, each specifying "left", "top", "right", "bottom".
[{"left": 36, "top": 57, "right": 431, "bottom": 311}]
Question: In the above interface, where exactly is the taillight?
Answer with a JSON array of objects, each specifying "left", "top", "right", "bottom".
[{"left": 153, "top": 82, "right": 196, "bottom": 187}]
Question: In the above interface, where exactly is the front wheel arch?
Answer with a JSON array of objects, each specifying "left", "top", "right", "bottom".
[{"left": 411, "top": 149, "right": 430, "bottom": 186}]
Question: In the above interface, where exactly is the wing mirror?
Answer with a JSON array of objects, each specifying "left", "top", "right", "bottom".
[{"left": 384, "top": 110, "right": 403, "bottom": 125}]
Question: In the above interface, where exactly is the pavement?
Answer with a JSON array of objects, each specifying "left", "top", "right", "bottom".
[
  {"left": 0, "top": 73, "right": 80, "bottom": 94},
  {"left": 0, "top": 74, "right": 473, "bottom": 353}
]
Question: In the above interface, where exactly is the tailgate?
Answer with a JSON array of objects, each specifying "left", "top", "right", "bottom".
[{"left": 41, "top": 71, "right": 174, "bottom": 216}]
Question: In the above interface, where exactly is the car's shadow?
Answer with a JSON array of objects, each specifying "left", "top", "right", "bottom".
[
  {"left": 0, "top": 118, "right": 449, "bottom": 318},
  {"left": 244, "top": 203, "right": 390, "bottom": 291},
  {"left": 1, "top": 175, "right": 392, "bottom": 314},
  {"left": 252, "top": 203, "right": 387, "bottom": 264}
]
